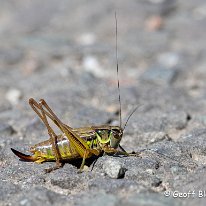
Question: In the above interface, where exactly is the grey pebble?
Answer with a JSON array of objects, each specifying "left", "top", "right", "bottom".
[
  {"left": 102, "top": 157, "right": 127, "bottom": 179},
  {"left": 140, "top": 66, "right": 177, "bottom": 85}
]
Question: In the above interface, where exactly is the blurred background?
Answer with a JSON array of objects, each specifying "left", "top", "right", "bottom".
[
  {"left": 1, "top": 0, "right": 206, "bottom": 144},
  {"left": 2, "top": 1, "right": 206, "bottom": 205}
]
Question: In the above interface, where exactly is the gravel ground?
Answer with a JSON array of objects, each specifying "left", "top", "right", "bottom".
[{"left": 1, "top": 0, "right": 206, "bottom": 205}]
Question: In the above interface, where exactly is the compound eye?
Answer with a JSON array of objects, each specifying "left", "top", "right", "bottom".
[{"left": 96, "top": 130, "right": 103, "bottom": 135}]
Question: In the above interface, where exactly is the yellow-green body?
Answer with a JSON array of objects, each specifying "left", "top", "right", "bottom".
[
  {"left": 12, "top": 124, "right": 124, "bottom": 165},
  {"left": 11, "top": 98, "right": 127, "bottom": 172}
]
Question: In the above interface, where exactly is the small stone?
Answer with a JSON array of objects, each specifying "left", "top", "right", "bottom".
[
  {"left": 145, "top": 15, "right": 163, "bottom": 31},
  {"left": 103, "top": 157, "right": 127, "bottom": 179},
  {"left": 5, "top": 89, "right": 22, "bottom": 105},
  {"left": 77, "top": 33, "right": 96, "bottom": 45},
  {"left": 141, "top": 66, "right": 177, "bottom": 85},
  {"left": 146, "top": 169, "right": 154, "bottom": 175},
  {"left": 157, "top": 52, "right": 180, "bottom": 68},
  {"left": 20, "top": 198, "right": 29, "bottom": 206},
  {"left": 83, "top": 56, "right": 104, "bottom": 77}
]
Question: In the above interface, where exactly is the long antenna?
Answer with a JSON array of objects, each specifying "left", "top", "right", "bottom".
[
  {"left": 115, "top": 12, "right": 122, "bottom": 128},
  {"left": 123, "top": 105, "right": 139, "bottom": 131}
]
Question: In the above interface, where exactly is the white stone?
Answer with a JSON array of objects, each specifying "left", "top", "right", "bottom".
[
  {"left": 103, "top": 158, "right": 126, "bottom": 179},
  {"left": 83, "top": 56, "right": 104, "bottom": 77},
  {"left": 77, "top": 33, "right": 96, "bottom": 45},
  {"left": 6, "top": 89, "right": 22, "bottom": 105}
]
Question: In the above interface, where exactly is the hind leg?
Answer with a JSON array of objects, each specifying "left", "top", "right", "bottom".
[
  {"left": 29, "top": 98, "right": 63, "bottom": 172},
  {"left": 29, "top": 98, "right": 100, "bottom": 172}
]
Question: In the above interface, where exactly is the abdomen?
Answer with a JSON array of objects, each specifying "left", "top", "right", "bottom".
[{"left": 32, "top": 135, "right": 80, "bottom": 161}]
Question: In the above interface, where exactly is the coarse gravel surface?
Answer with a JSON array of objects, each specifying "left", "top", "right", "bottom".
[{"left": 1, "top": 0, "right": 206, "bottom": 205}]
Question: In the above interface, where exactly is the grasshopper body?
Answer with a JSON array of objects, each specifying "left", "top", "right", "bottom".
[
  {"left": 12, "top": 124, "right": 124, "bottom": 164},
  {"left": 11, "top": 99, "right": 127, "bottom": 172},
  {"left": 11, "top": 13, "right": 135, "bottom": 172}
]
